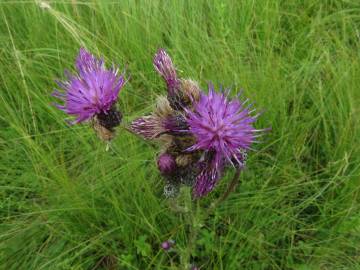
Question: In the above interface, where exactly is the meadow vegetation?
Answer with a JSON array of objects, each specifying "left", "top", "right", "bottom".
[{"left": 0, "top": 0, "right": 360, "bottom": 269}]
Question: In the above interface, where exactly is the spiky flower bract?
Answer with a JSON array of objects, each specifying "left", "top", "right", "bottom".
[
  {"left": 129, "top": 96, "right": 188, "bottom": 139},
  {"left": 186, "top": 84, "right": 261, "bottom": 197},
  {"left": 153, "top": 48, "right": 179, "bottom": 95},
  {"left": 53, "top": 48, "right": 126, "bottom": 124}
]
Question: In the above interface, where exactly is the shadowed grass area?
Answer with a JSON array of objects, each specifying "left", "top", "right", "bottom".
[{"left": 1, "top": 0, "right": 360, "bottom": 269}]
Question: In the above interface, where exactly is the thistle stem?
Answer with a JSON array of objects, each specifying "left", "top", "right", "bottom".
[
  {"left": 212, "top": 168, "right": 242, "bottom": 209},
  {"left": 178, "top": 169, "right": 242, "bottom": 269},
  {"left": 180, "top": 192, "right": 200, "bottom": 269}
]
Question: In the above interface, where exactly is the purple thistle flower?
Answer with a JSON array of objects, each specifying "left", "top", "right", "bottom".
[
  {"left": 130, "top": 114, "right": 188, "bottom": 139},
  {"left": 53, "top": 48, "right": 126, "bottom": 124},
  {"left": 153, "top": 49, "right": 201, "bottom": 111},
  {"left": 186, "top": 84, "right": 263, "bottom": 197},
  {"left": 160, "top": 239, "right": 175, "bottom": 251},
  {"left": 193, "top": 165, "right": 221, "bottom": 198},
  {"left": 153, "top": 48, "right": 180, "bottom": 95},
  {"left": 130, "top": 115, "right": 165, "bottom": 139}
]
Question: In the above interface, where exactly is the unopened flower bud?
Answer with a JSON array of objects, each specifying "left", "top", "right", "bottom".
[{"left": 157, "top": 153, "right": 176, "bottom": 175}]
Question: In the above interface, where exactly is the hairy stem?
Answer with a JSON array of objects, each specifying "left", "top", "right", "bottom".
[
  {"left": 179, "top": 169, "right": 241, "bottom": 268},
  {"left": 180, "top": 194, "right": 200, "bottom": 269},
  {"left": 212, "top": 168, "right": 242, "bottom": 209}
]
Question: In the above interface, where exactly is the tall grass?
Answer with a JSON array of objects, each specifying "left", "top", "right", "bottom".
[{"left": 0, "top": 0, "right": 359, "bottom": 269}]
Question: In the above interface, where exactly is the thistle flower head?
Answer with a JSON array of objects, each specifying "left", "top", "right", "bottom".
[
  {"left": 160, "top": 239, "right": 175, "bottom": 251},
  {"left": 130, "top": 115, "right": 165, "bottom": 139},
  {"left": 186, "top": 84, "right": 263, "bottom": 197},
  {"left": 153, "top": 49, "right": 179, "bottom": 94},
  {"left": 193, "top": 165, "right": 221, "bottom": 197},
  {"left": 130, "top": 95, "right": 188, "bottom": 140},
  {"left": 53, "top": 48, "right": 126, "bottom": 124},
  {"left": 187, "top": 84, "right": 258, "bottom": 168}
]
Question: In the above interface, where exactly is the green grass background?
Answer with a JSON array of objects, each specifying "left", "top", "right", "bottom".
[{"left": 1, "top": 0, "right": 360, "bottom": 269}]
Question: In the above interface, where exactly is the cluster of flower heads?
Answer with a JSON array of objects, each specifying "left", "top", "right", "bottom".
[
  {"left": 53, "top": 48, "right": 264, "bottom": 198},
  {"left": 53, "top": 48, "right": 126, "bottom": 141},
  {"left": 131, "top": 49, "right": 263, "bottom": 198}
]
